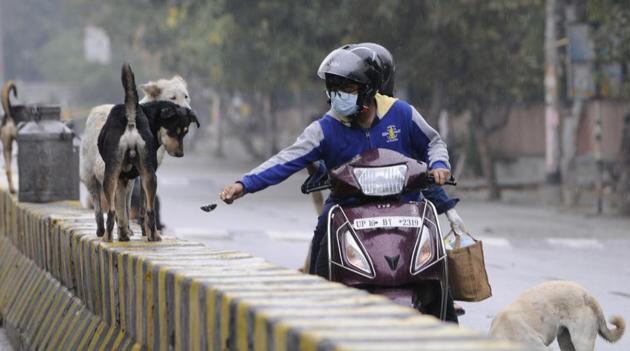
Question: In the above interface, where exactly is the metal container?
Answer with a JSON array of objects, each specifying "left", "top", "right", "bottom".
[
  {"left": 10, "top": 105, "right": 61, "bottom": 124},
  {"left": 16, "top": 106, "right": 79, "bottom": 202}
]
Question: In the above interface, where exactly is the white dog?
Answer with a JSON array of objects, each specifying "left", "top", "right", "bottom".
[
  {"left": 80, "top": 75, "right": 191, "bottom": 236},
  {"left": 490, "top": 281, "right": 625, "bottom": 351}
]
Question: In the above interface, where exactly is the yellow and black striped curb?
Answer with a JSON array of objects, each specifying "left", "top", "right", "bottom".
[
  {"left": 0, "top": 237, "right": 142, "bottom": 350},
  {"left": 0, "top": 187, "right": 530, "bottom": 351}
]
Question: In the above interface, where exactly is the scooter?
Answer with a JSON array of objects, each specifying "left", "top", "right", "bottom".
[{"left": 302, "top": 148, "right": 455, "bottom": 320}]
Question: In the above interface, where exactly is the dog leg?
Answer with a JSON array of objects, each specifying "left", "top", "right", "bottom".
[
  {"left": 87, "top": 177, "right": 105, "bottom": 237},
  {"left": 2, "top": 140, "right": 15, "bottom": 194},
  {"left": 155, "top": 195, "right": 164, "bottom": 230},
  {"left": 115, "top": 179, "right": 133, "bottom": 241},
  {"left": 565, "top": 325, "right": 597, "bottom": 351},
  {"left": 102, "top": 167, "right": 120, "bottom": 243},
  {"left": 142, "top": 172, "right": 161, "bottom": 241},
  {"left": 138, "top": 177, "right": 147, "bottom": 236},
  {"left": 126, "top": 179, "right": 135, "bottom": 236},
  {"left": 557, "top": 328, "right": 576, "bottom": 351},
  {"left": 567, "top": 338, "right": 595, "bottom": 351}
]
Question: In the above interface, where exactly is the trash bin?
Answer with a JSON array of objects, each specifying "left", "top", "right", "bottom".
[
  {"left": 10, "top": 104, "right": 60, "bottom": 124},
  {"left": 16, "top": 105, "right": 79, "bottom": 202}
]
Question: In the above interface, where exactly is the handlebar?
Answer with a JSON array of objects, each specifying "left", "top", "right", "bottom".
[{"left": 427, "top": 174, "right": 457, "bottom": 186}]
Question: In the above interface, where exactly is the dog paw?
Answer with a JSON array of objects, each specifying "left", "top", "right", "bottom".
[
  {"left": 96, "top": 228, "right": 105, "bottom": 237},
  {"left": 147, "top": 233, "right": 162, "bottom": 242},
  {"left": 118, "top": 235, "right": 130, "bottom": 242},
  {"left": 118, "top": 226, "right": 133, "bottom": 238}
]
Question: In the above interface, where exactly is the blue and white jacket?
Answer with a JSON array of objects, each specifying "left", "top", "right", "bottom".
[{"left": 240, "top": 93, "right": 450, "bottom": 194}]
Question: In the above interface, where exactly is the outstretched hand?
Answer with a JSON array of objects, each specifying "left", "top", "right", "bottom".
[{"left": 220, "top": 182, "right": 244, "bottom": 204}]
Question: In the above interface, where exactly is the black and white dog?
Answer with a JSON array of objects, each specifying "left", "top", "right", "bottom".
[{"left": 96, "top": 63, "right": 199, "bottom": 241}]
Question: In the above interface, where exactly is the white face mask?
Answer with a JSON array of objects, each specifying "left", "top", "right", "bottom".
[{"left": 327, "top": 90, "right": 359, "bottom": 116}]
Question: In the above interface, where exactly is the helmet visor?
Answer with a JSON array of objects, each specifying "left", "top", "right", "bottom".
[{"left": 317, "top": 49, "right": 370, "bottom": 84}]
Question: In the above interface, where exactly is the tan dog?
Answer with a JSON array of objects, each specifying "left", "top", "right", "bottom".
[
  {"left": 490, "top": 281, "right": 625, "bottom": 351},
  {"left": 139, "top": 75, "right": 190, "bottom": 107},
  {"left": 1, "top": 81, "right": 18, "bottom": 194}
]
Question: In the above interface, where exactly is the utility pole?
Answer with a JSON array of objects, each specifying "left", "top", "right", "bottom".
[{"left": 544, "top": 0, "right": 562, "bottom": 191}]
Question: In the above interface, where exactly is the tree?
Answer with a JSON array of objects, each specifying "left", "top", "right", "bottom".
[
  {"left": 1, "top": 0, "right": 71, "bottom": 80},
  {"left": 587, "top": 0, "right": 630, "bottom": 214},
  {"left": 13, "top": 0, "right": 547, "bottom": 180},
  {"left": 398, "top": 0, "right": 545, "bottom": 199}
]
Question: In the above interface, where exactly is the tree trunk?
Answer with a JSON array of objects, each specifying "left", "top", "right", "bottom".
[
  {"left": 427, "top": 81, "right": 445, "bottom": 126},
  {"left": 471, "top": 109, "right": 501, "bottom": 200},
  {"left": 617, "top": 114, "right": 630, "bottom": 215},
  {"left": 544, "top": 0, "right": 562, "bottom": 183},
  {"left": 561, "top": 97, "right": 584, "bottom": 205},
  {"left": 210, "top": 91, "right": 224, "bottom": 158},
  {"left": 222, "top": 93, "right": 266, "bottom": 160},
  {"left": 269, "top": 91, "right": 279, "bottom": 155},
  {"left": 262, "top": 92, "right": 278, "bottom": 157}
]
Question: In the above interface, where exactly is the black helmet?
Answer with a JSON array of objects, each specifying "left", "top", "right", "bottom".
[
  {"left": 317, "top": 44, "right": 383, "bottom": 114},
  {"left": 353, "top": 42, "right": 395, "bottom": 97}
]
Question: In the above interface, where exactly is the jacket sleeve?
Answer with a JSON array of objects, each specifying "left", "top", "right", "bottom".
[
  {"left": 240, "top": 121, "right": 324, "bottom": 193},
  {"left": 409, "top": 106, "right": 450, "bottom": 170}
]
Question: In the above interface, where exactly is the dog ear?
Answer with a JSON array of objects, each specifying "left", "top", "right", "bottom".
[
  {"left": 190, "top": 110, "right": 200, "bottom": 128},
  {"left": 172, "top": 75, "right": 187, "bottom": 87},
  {"left": 140, "top": 82, "right": 162, "bottom": 98}
]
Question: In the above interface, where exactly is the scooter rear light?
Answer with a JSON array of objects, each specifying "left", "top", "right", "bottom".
[
  {"left": 412, "top": 225, "right": 433, "bottom": 274},
  {"left": 342, "top": 230, "right": 373, "bottom": 275},
  {"left": 352, "top": 165, "right": 407, "bottom": 196}
]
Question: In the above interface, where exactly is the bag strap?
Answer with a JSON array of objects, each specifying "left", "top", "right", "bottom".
[{"left": 447, "top": 223, "right": 477, "bottom": 249}]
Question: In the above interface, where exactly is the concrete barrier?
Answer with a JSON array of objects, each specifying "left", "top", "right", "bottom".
[{"left": 0, "top": 186, "right": 529, "bottom": 351}]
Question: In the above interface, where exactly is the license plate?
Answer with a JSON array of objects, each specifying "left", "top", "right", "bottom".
[{"left": 352, "top": 216, "right": 423, "bottom": 230}]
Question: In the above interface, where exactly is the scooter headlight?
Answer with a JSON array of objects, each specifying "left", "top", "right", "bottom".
[
  {"left": 342, "top": 230, "right": 372, "bottom": 275},
  {"left": 412, "top": 225, "right": 433, "bottom": 274},
  {"left": 352, "top": 165, "right": 407, "bottom": 196}
]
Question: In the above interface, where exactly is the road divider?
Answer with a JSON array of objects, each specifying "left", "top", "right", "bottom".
[{"left": 0, "top": 186, "right": 528, "bottom": 350}]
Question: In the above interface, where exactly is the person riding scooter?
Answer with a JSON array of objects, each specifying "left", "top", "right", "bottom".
[
  {"left": 219, "top": 43, "right": 459, "bottom": 322},
  {"left": 303, "top": 43, "right": 467, "bottom": 271}
]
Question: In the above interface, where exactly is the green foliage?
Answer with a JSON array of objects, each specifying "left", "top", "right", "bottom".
[
  {"left": 417, "top": 0, "right": 544, "bottom": 112},
  {"left": 587, "top": 0, "right": 630, "bottom": 98},
  {"left": 4, "top": 0, "right": 545, "bottom": 111},
  {"left": 588, "top": 0, "right": 630, "bottom": 63},
  {"left": 2, "top": 0, "right": 74, "bottom": 80}
]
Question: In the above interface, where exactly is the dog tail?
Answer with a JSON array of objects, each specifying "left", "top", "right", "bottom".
[
  {"left": 121, "top": 63, "right": 138, "bottom": 130},
  {"left": 589, "top": 292, "right": 625, "bottom": 342},
  {"left": 1, "top": 81, "right": 17, "bottom": 124},
  {"left": 598, "top": 314, "right": 625, "bottom": 343}
]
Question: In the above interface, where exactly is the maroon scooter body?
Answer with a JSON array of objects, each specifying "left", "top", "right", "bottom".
[{"left": 326, "top": 148, "right": 449, "bottom": 318}]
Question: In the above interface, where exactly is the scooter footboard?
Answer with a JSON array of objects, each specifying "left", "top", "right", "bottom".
[
  {"left": 367, "top": 287, "right": 415, "bottom": 307},
  {"left": 365, "top": 278, "right": 449, "bottom": 321}
]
